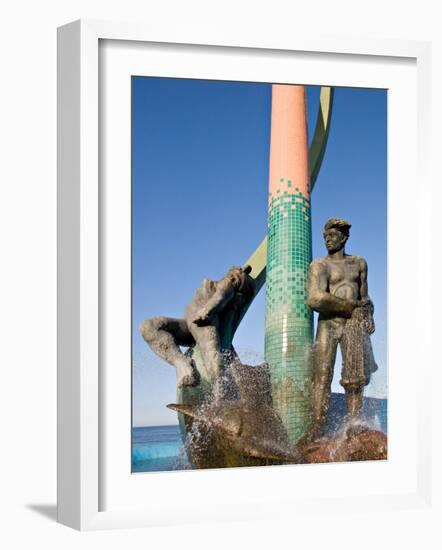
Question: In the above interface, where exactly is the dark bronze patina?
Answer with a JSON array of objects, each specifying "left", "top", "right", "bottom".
[
  {"left": 306, "top": 218, "right": 378, "bottom": 440},
  {"left": 168, "top": 362, "right": 300, "bottom": 468}
]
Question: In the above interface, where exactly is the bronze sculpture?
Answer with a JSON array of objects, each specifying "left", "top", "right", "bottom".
[
  {"left": 168, "top": 362, "right": 300, "bottom": 468},
  {"left": 306, "top": 218, "right": 378, "bottom": 439},
  {"left": 140, "top": 265, "right": 255, "bottom": 389},
  {"left": 135, "top": 81, "right": 387, "bottom": 470},
  {"left": 140, "top": 228, "right": 384, "bottom": 469}
]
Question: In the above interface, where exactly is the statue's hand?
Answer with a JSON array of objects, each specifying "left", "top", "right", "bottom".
[
  {"left": 345, "top": 298, "right": 360, "bottom": 317},
  {"left": 353, "top": 297, "right": 374, "bottom": 312}
]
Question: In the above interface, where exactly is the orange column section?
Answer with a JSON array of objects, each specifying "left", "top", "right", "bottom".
[{"left": 268, "top": 85, "right": 310, "bottom": 200}]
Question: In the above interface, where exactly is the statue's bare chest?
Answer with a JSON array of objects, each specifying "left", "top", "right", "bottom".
[{"left": 325, "top": 258, "right": 361, "bottom": 298}]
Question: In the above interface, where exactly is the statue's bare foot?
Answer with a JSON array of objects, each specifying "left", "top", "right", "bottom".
[{"left": 176, "top": 359, "right": 200, "bottom": 388}]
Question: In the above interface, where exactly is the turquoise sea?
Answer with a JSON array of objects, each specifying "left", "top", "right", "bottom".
[
  {"left": 132, "top": 394, "right": 388, "bottom": 473},
  {"left": 132, "top": 424, "right": 190, "bottom": 473}
]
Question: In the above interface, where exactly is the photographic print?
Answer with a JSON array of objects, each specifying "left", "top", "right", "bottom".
[{"left": 131, "top": 77, "right": 387, "bottom": 473}]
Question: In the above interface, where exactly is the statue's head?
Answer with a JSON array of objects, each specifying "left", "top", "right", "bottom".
[
  {"left": 226, "top": 265, "right": 255, "bottom": 307},
  {"left": 323, "top": 218, "right": 351, "bottom": 253}
]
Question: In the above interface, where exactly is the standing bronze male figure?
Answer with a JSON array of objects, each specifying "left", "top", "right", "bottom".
[{"left": 307, "top": 218, "right": 377, "bottom": 439}]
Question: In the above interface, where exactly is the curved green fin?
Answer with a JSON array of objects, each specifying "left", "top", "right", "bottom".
[{"left": 309, "top": 86, "right": 334, "bottom": 192}]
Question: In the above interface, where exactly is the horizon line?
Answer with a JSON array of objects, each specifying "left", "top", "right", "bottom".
[{"left": 133, "top": 423, "right": 180, "bottom": 429}]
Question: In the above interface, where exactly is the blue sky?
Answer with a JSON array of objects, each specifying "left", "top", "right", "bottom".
[{"left": 132, "top": 77, "right": 387, "bottom": 427}]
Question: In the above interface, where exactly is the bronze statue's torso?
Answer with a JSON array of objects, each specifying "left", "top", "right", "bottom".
[
  {"left": 323, "top": 255, "right": 361, "bottom": 299},
  {"left": 317, "top": 255, "right": 362, "bottom": 322},
  {"left": 184, "top": 278, "right": 220, "bottom": 322}
]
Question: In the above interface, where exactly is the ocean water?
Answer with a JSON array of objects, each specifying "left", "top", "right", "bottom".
[
  {"left": 132, "top": 424, "right": 188, "bottom": 473},
  {"left": 327, "top": 393, "right": 388, "bottom": 433},
  {"left": 132, "top": 394, "right": 388, "bottom": 473}
]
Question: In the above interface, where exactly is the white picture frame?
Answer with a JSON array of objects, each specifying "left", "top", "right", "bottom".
[{"left": 57, "top": 19, "right": 432, "bottom": 531}]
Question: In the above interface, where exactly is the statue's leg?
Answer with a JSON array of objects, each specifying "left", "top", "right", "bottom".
[
  {"left": 344, "top": 388, "right": 363, "bottom": 420},
  {"left": 310, "top": 322, "right": 338, "bottom": 439},
  {"left": 189, "top": 322, "right": 224, "bottom": 387},
  {"left": 140, "top": 317, "right": 199, "bottom": 387}
]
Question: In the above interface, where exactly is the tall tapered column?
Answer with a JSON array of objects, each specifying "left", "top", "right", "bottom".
[{"left": 264, "top": 85, "right": 313, "bottom": 443}]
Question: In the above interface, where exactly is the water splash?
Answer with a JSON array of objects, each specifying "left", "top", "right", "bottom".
[
  {"left": 301, "top": 415, "right": 387, "bottom": 463},
  {"left": 174, "top": 443, "right": 192, "bottom": 470}
]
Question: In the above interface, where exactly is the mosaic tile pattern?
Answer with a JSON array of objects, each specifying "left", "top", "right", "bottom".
[{"left": 265, "top": 182, "right": 313, "bottom": 443}]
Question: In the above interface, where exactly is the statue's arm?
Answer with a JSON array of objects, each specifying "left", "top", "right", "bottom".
[
  {"left": 359, "top": 257, "right": 375, "bottom": 334},
  {"left": 307, "top": 261, "right": 356, "bottom": 318},
  {"left": 359, "top": 257, "right": 368, "bottom": 299},
  {"left": 192, "top": 278, "right": 236, "bottom": 325}
]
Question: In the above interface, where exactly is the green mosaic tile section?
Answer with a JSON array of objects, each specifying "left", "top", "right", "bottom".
[{"left": 264, "top": 186, "right": 313, "bottom": 443}]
